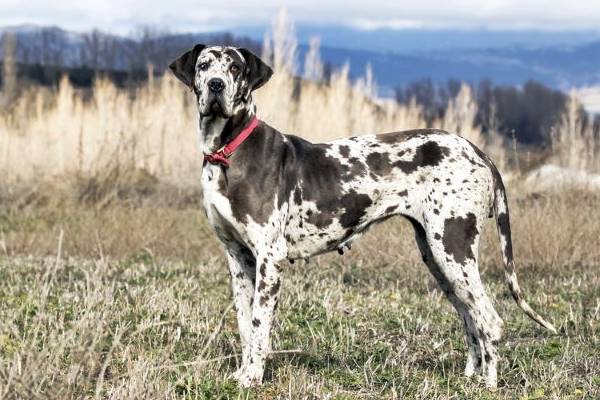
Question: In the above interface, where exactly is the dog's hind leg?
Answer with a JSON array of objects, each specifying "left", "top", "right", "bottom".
[
  {"left": 226, "top": 248, "right": 256, "bottom": 372},
  {"left": 409, "top": 218, "right": 483, "bottom": 378},
  {"left": 409, "top": 215, "right": 504, "bottom": 388}
]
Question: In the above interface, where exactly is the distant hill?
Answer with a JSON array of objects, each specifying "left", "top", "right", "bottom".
[
  {"left": 0, "top": 25, "right": 259, "bottom": 72},
  {"left": 239, "top": 24, "right": 600, "bottom": 54},
  {"left": 298, "top": 40, "right": 600, "bottom": 92}
]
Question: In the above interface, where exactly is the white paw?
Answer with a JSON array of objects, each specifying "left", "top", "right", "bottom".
[
  {"left": 484, "top": 372, "right": 498, "bottom": 390},
  {"left": 231, "top": 365, "right": 263, "bottom": 388},
  {"left": 228, "top": 367, "right": 245, "bottom": 381},
  {"left": 464, "top": 359, "right": 481, "bottom": 378},
  {"left": 464, "top": 366, "right": 476, "bottom": 378},
  {"left": 485, "top": 380, "right": 498, "bottom": 391}
]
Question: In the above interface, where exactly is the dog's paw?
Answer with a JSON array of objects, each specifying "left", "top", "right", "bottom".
[
  {"left": 484, "top": 376, "right": 498, "bottom": 391},
  {"left": 228, "top": 367, "right": 245, "bottom": 381},
  {"left": 231, "top": 366, "right": 263, "bottom": 388},
  {"left": 464, "top": 361, "right": 481, "bottom": 378}
]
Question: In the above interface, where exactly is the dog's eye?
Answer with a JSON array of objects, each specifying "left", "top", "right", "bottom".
[
  {"left": 199, "top": 62, "right": 209, "bottom": 71},
  {"left": 229, "top": 64, "right": 240, "bottom": 74}
]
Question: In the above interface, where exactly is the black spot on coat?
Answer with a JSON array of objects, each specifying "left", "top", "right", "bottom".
[
  {"left": 340, "top": 157, "right": 367, "bottom": 181},
  {"left": 497, "top": 212, "right": 513, "bottom": 261},
  {"left": 339, "top": 191, "right": 373, "bottom": 228},
  {"left": 365, "top": 152, "right": 392, "bottom": 176},
  {"left": 338, "top": 145, "right": 350, "bottom": 158},
  {"left": 442, "top": 213, "right": 479, "bottom": 264},
  {"left": 385, "top": 205, "right": 398, "bottom": 214},
  {"left": 393, "top": 141, "right": 450, "bottom": 174},
  {"left": 269, "top": 279, "right": 281, "bottom": 296},
  {"left": 293, "top": 187, "right": 302, "bottom": 205}
]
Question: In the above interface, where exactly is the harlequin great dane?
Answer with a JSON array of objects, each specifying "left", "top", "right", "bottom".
[{"left": 169, "top": 44, "right": 557, "bottom": 389}]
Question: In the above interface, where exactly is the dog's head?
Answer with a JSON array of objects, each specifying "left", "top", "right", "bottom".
[{"left": 169, "top": 45, "right": 273, "bottom": 118}]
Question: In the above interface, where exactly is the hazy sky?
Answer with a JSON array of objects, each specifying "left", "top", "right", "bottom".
[{"left": 1, "top": 0, "right": 599, "bottom": 34}]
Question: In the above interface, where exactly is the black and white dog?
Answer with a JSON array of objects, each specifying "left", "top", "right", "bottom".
[{"left": 169, "top": 45, "right": 556, "bottom": 388}]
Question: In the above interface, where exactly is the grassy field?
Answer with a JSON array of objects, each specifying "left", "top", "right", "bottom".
[
  {"left": 0, "top": 186, "right": 598, "bottom": 399},
  {"left": 1, "top": 14, "right": 599, "bottom": 398}
]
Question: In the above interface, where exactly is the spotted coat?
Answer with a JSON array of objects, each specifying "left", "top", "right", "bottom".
[{"left": 169, "top": 45, "right": 557, "bottom": 389}]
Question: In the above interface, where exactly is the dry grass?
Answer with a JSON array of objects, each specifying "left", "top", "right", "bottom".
[
  {"left": 0, "top": 188, "right": 599, "bottom": 399},
  {"left": 0, "top": 11, "right": 492, "bottom": 187},
  {"left": 551, "top": 91, "right": 600, "bottom": 173},
  {"left": 1, "top": 11, "right": 598, "bottom": 187},
  {"left": 0, "top": 68, "right": 440, "bottom": 184},
  {"left": 1, "top": 11, "right": 599, "bottom": 399}
]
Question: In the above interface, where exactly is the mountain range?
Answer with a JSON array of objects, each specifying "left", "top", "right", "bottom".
[
  {"left": 2, "top": 24, "right": 600, "bottom": 92},
  {"left": 297, "top": 40, "right": 600, "bottom": 94}
]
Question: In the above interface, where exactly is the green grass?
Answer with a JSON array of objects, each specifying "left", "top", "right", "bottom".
[
  {"left": 0, "top": 254, "right": 597, "bottom": 399},
  {"left": 0, "top": 189, "right": 599, "bottom": 398}
]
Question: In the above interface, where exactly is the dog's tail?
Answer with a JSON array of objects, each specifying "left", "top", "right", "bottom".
[{"left": 490, "top": 166, "right": 558, "bottom": 334}]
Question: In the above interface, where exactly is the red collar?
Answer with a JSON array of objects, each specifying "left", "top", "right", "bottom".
[{"left": 204, "top": 117, "right": 259, "bottom": 166}]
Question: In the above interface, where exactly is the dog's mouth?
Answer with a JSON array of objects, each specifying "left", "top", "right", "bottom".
[
  {"left": 204, "top": 96, "right": 232, "bottom": 117},
  {"left": 210, "top": 99, "right": 223, "bottom": 113},
  {"left": 201, "top": 97, "right": 229, "bottom": 118}
]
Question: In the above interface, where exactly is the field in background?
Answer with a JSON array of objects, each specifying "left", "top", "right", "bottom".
[{"left": 1, "top": 11, "right": 599, "bottom": 400}]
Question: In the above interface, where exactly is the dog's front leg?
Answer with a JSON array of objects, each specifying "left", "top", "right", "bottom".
[
  {"left": 225, "top": 249, "right": 256, "bottom": 375},
  {"left": 235, "top": 254, "right": 282, "bottom": 387}
]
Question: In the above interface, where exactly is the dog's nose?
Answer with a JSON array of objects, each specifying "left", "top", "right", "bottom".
[{"left": 208, "top": 78, "right": 225, "bottom": 93}]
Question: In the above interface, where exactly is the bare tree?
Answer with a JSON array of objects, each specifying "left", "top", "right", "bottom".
[
  {"left": 83, "top": 30, "right": 103, "bottom": 71},
  {"left": 131, "top": 26, "right": 174, "bottom": 70},
  {"left": 1, "top": 32, "right": 18, "bottom": 109},
  {"left": 40, "top": 28, "right": 65, "bottom": 66}
]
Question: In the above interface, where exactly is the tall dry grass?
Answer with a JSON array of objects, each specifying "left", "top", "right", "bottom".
[
  {"left": 0, "top": 75, "right": 198, "bottom": 186},
  {"left": 550, "top": 90, "right": 600, "bottom": 173},
  {"left": 1, "top": 10, "right": 599, "bottom": 190},
  {"left": 0, "top": 12, "right": 498, "bottom": 189}
]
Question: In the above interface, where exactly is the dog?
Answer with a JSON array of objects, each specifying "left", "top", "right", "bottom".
[{"left": 169, "top": 44, "right": 557, "bottom": 389}]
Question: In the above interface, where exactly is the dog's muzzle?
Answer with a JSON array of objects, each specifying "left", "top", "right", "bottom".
[{"left": 208, "top": 78, "right": 225, "bottom": 93}]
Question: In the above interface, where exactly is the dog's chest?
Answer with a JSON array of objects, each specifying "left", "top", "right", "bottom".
[{"left": 201, "top": 165, "right": 246, "bottom": 243}]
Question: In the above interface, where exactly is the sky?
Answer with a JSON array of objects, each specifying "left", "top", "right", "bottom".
[{"left": 1, "top": 0, "right": 600, "bottom": 34}]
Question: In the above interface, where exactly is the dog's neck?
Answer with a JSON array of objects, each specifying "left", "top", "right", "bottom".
[{"left": 198, "top": 103, "right": 257, "bottom": 155}]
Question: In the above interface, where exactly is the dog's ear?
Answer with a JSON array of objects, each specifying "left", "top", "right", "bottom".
[
  {"left": 169, "top": 44, "right": 206, "bottom": 88},
  {"left": 238, "top": 48, "right": 273, "bottom": 92}
]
